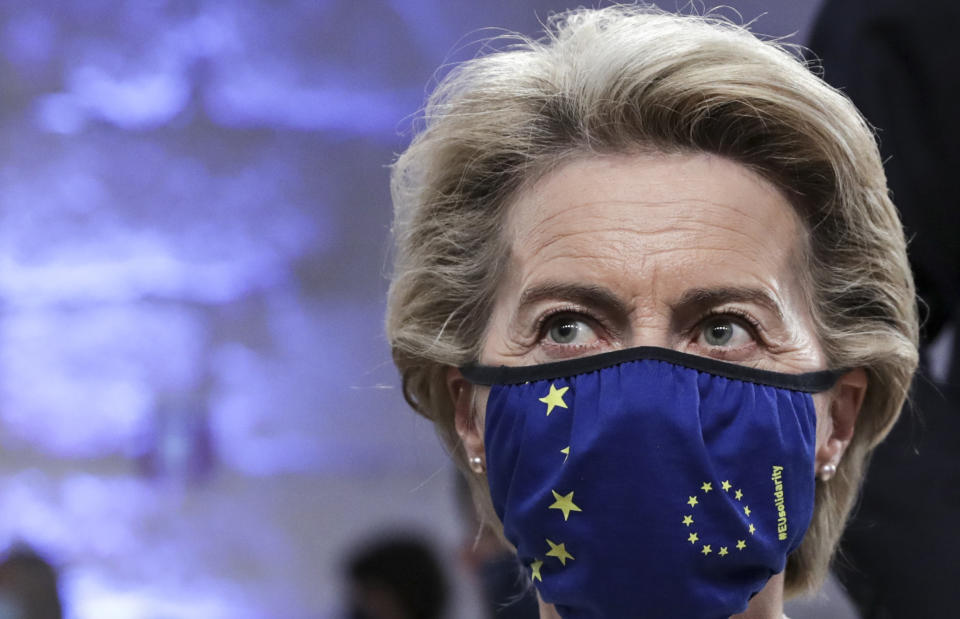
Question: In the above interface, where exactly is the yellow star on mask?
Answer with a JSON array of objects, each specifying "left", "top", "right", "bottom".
[
  {"left": 549, "top": 490, "right": 582, "bottom": 521},
  {"left": 546, "top": 539, "right": 574, "bottom": 566},
  {"left": 560, "top": 446, "right": 570, "bottom": 462},
  {"left": 687, "top": 496, "right": 698, "bottom": 507},
  {"left": 701, "top": 545, "right": 712, "bottom": 556},
  {"left": 530, "top": 559, "right": 543, "bottom": 582},
  {"left": 701, "top": 482, "right": 713, "bottom": 493},
  {"left": 688, "top": 532, "right": 699, "bottom": 544},
  {"left": 719, "top": 547, "right": 729, "bottom": 556},
  {"left": 734, "top": 489, "right": 743, "bottom": 501},
  {"left": 744, "top": 505, "right": 751, "bottom": 516},
  {"left": 682, "top": 515, "right": 694, "bottom": 526},
  {"left": 721, "top": 480, "right": 732, "bottom": 491},
  {"left": 736, "top": 540, "right": 747, "bottom": 550},
  {"left": 749, "top": 524, "right": 756, "bottom": 535},
  {"left": 539, "top": 384, "right": 569, "bottom": 416}
]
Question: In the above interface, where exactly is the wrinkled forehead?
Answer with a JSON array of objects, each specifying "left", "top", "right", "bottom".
[{"left": 500, "top": 152, "right": 810, "bottom": 304}]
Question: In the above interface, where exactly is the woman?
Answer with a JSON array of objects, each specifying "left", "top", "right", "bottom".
[{"left": 386, "top": 6, "right": 918, "bottom": 618}]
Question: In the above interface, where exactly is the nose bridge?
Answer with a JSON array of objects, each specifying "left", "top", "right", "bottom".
[{"left": 626, "top": 296, "right": 675, "bottom": 349}]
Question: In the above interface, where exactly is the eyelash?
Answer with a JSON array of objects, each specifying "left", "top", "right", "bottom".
[
  {"left": 535, "top": 305, "right": 603, "bottom": 341},
  {"left": 696, "top": 307, "right": 764, "bottom": 343},
  {"left": 534, "top": 306, "right": 765, "bottom": 346}
]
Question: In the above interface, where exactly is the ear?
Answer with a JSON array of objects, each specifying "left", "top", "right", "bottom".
[
  {"left": 815, "top": 368, "right": 868, "bottom": 470},
  {"left": 446, "top": 367, "right": 485, "bottom": 467}
]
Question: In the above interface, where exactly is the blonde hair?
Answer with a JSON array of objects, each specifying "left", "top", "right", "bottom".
[{"left": 386, "top": 5, "right": 918, "bottom": 595}]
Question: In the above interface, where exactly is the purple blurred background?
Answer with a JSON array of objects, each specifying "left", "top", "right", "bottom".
[{"left": 0, "top": 1, "right": 828, "bottom": 617}]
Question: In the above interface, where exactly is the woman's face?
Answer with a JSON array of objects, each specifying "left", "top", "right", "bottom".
[{"left": 467, "top": 152, "right": 854, "bottom": 462}]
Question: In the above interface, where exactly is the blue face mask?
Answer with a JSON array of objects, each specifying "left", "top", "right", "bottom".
[{"left": 461, "top": 347, "right": 840, "bottom": 619}]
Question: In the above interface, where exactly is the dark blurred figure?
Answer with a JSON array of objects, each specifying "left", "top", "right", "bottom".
[
  {"left": 0, "top": 547, "right": 62, "bottom": 619},
  {"left": 809, "top": 2, "right": 960, "bottom": 618},
  {"left": 345, "top": 533, "right": 448, "bottom": 619},
  {"left": 455, "top": 475, "right": 538, "bottom": 619}
]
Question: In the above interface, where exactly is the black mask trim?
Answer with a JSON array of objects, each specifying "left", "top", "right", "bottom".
[{"left": 460, "top": 346, "right": 843, "bottom": 393}]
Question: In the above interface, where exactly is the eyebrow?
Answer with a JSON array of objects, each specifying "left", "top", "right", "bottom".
[
  {"left": 673, "top": 286, "right": 785, "bottom": 321},
  {"left": 515, "top": 282, "right": 785, "bottom": 322},
  {"left": 516, "top": 281, "right": 631, "bottom": 319}
]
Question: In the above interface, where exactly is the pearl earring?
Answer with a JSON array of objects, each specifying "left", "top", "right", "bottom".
[
  {"left": 469, "top": 456, "right": 485, "bottom": 474},
  {"left": 819, "top": 462, "right": 837, "bottom": 481}
]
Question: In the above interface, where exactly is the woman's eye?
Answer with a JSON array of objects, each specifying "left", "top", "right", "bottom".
[
  {"left": 545, "top": 315, "right": 597, "bottom": 345},
  {"left": 698, "top": 317, "right": 753, "bottom": 348}
]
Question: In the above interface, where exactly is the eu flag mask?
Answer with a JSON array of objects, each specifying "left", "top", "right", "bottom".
[{"left": 460, "top": 346, "right": 841, "bottom": 619}]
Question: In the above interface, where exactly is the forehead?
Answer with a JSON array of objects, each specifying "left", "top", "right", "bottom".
[{"left": 504, "top": 153, "right": 806, "bottom": 303}]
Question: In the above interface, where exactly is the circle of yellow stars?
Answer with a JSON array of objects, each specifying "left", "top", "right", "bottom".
[
  {"left": 681, "top": 478, "right": 755, "bottom": 558},
  {"left": 526, "top": 383, "right": 582, "bottom": 583}
]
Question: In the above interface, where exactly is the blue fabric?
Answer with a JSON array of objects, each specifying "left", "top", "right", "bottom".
[{"left": 482, "top": 354, "right": 818, "bottom": 618}]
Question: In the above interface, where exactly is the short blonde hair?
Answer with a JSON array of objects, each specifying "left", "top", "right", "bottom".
[{"left": 386, "top": 5, "right": 918, "bottom": 595}]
